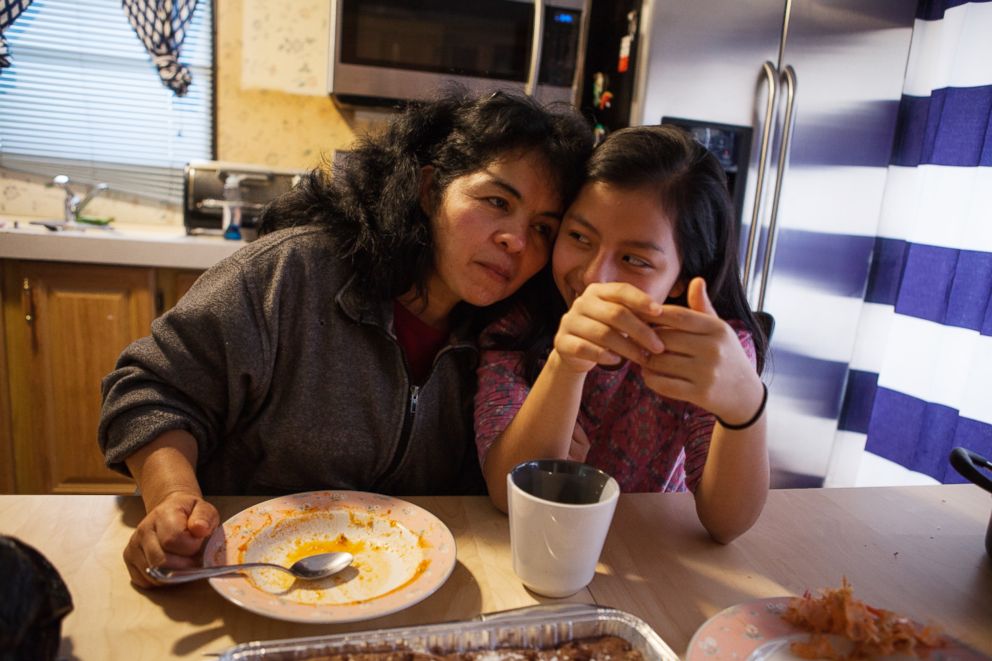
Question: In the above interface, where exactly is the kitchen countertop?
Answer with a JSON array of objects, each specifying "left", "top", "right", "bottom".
[{"left": 0, "top": 218, "right": 244, "bottom": 270}]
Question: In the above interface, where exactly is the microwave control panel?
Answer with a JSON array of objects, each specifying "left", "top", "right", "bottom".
[{"left": 540, "top": 8, "right": 582, "bottom": 87}]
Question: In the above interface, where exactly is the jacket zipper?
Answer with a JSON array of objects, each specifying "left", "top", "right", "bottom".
[
  {"left": 375, "top": 384, "right": 419, "bottom": 489},
  {"left": 376, "top": 342, "right": 469, "bottom": 488},
  {"left": 366, "top": 317, "right": 471, "bottom": 489},
  {"left": 409, "top": 385, "right": 419, "bottom": 415}
]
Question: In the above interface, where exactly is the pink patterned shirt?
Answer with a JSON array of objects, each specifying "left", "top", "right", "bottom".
[{"left": 475, "top": 308, "right": 757, "bottom": 493}]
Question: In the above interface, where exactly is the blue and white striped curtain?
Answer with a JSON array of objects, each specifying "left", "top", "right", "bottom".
[{"left": 839, "top": 0, "right": 992, "bottom": 483}]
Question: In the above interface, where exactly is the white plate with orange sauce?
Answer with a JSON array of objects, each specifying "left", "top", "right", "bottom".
[{"left": 202, "top": 490, "right": 456, "bottom": 623}]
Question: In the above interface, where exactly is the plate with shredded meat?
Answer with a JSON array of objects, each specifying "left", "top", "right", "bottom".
[{"left": 685, "top": 581, "right": 985, "bottom": 660}]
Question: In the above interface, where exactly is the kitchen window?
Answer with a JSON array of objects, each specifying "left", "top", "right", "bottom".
[{"left": 0, "top": 0, "right": 214, "bottom": 203}]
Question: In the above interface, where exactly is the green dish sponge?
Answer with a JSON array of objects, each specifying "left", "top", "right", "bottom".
[{"left": 76, "top": 215, "right": 114, "bottom": 226}]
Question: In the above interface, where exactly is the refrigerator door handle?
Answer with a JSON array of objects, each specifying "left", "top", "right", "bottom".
[
  {"left": 742, "top": 61, "right": 780, "bottom": 293},
  {"left": 756, "top": 64, "right": 797, "bottom": 313},
  {"left": 525, "top": 0, "right": 546, "bottom": 96}
]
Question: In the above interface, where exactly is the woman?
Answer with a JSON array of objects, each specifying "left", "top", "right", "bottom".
[
  {"left": 476, "top": 125, "right": 768, "bottom": 543},
  {"left": 99, "top": 89, "right": 592, "bottom": 587}
]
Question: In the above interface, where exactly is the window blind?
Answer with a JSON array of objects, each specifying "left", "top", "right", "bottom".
[{"left": 0, "top": 0, "right": 213, "bottom": 203}]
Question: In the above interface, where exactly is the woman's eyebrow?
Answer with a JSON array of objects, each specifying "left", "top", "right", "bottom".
[
  {"left": 481, "top": 174, "right": 522, "bottom": 200},
  {"left": 484, "top": 173, "right": 563, "bottom": 220}
]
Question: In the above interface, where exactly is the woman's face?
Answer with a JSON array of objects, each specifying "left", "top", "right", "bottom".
[
  {"left": 553, "top": 180, "right": 686, "bottom": 306},
  {"left": 426, "top": 149, "right": 563, "bottom": 317}
]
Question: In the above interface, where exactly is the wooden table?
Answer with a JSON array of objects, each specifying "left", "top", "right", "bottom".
[{"left": 1, "top": 485, "right": 989, "bottom": 660}]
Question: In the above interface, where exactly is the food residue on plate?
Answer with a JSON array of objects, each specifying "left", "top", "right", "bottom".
[
  {"left": 284, "top": 534, "right": 367, "bottom": 566},
  {"left": 348, "top": 510, "right": 376, "bottom": 529},
  {"left": 203, "top": 492, "right": 455, "bottom": 622},
  {"left": 782, "top": 578, "right": 945, "bottom": 659},
  {"left": 229, "top": 507, "right": 429, "bottom": 605}
]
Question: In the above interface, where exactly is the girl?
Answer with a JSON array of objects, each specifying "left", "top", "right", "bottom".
[
  {"left": 100, "top": 89, "right": 592, "bottom": 587},
  {"left": 475, "top": 125, "right": 769, "bottom": 543}
]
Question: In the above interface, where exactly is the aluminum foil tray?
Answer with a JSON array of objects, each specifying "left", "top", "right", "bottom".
[{"left": 217, "top": 603, "right": 679, "bottom": 660}]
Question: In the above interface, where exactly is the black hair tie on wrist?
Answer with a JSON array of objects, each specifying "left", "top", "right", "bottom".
[{"left": 716, "top": 382, "right": 768, "bottom": 430}]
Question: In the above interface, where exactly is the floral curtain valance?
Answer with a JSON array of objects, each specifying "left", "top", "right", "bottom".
[
  {"left": 121, "top": 0, "right": 199, "bottom": 96},
  {"left": 0, "top": 0, "right": 33, "bottom": 68},
  {"left": 2, "top": 0, "right": 199, "bottom": 96}
]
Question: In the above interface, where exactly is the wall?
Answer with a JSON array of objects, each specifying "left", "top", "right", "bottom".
[
  {"left": 216, "top": 0, "right": 357, "bottom": 168},
  {"left": 0, "top": 0, "right": 375, "bottom": 228}
]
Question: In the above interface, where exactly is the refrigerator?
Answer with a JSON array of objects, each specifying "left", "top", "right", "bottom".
[{"left": 628, "top": 0, "right": 917, "bottom": 487}]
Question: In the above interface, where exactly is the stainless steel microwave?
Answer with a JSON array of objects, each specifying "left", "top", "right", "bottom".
[{"left": 328, "top": 0, "right": 589, "bottom": 106}]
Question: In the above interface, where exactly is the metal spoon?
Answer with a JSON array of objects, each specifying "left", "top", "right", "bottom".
[{"left": 146, "top": 551, "right": 354, "bottom": 584}]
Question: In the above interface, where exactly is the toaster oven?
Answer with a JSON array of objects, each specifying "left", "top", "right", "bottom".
[{"left": 183, "top": 160, "right": 304, "bottom": 239}]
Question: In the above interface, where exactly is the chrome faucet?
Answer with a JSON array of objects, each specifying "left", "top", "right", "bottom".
[{"left": 52, "top": 175, "right": 109, "bottom": 226}]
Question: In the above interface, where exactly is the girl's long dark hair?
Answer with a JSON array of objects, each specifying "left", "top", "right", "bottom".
[{"left": 257, "top": 88, "right": 592, "bottom": 309}]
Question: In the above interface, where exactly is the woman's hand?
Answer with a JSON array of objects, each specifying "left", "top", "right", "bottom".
[
  {"left": 124, "top": 491, "right": 219, "bottom": 588},
  {"left": 122, "top": 430, "right": 216, "bottom": 588},
  {"left": 641, "top": 277, "right": 763, "bottom": 421},
  {"left": 553, "top": 282, "right": 665, "bottom": 374}
]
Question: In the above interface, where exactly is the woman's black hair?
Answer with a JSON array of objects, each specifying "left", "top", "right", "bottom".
[
  {"left": 499, "top": 124, "right": 767, "bottom": 379},
  {"left": 257, "top": 88, "right": 593, "bottom": 308}
]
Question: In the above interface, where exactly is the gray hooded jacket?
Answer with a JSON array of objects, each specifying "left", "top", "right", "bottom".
[{"left": 99, "top": 226, "right": 486, "bottom": 495}]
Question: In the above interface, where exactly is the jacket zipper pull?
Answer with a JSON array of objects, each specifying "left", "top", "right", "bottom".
[{"left": 409, "top": 385, "right": 420, "bottom": 414}]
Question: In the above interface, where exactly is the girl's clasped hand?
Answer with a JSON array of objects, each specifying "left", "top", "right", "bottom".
[{"left": 554, "top": 278, "right": 763, "bottom": 428}]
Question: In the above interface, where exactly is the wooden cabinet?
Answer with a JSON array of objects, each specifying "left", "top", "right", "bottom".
[
  {"left": 156, "top": 267, "right": 203, "bottom": 313},
  {"left": 0, "top": 260, "right": 203, "bottom": 494}
]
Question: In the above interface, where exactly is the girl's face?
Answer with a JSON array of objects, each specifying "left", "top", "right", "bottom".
[
  {"left": 425, "top": 149, "right": 563, "bottom": 321},
  {"left": 553, "top": 180, "right": 686, "bottom": 306}
]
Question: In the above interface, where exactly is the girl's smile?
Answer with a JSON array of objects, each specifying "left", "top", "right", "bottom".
[{"left": 553, "top": 181, "right": 686, "bottom": 307}]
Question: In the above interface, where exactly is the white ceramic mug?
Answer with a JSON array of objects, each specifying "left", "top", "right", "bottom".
[{"left": 506, "top": 459, "right": 620, "bottom": 598}]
